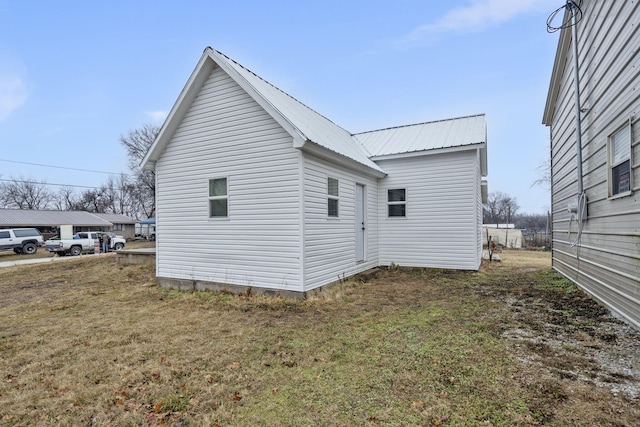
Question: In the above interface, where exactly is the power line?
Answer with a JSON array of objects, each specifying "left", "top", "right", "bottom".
[
  {"left": 0, "top": 178, "right": 105, "bottom": 190},
  {"left": 547, "top": 0, "right": 583, "bottom": 33},
  {"left": 0, "top": 158, "right": 131, "bottom": 176}
]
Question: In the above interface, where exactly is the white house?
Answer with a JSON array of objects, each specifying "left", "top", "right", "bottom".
[
  {"left": 142, "top": 47, "right": 488, "bottom": 296},
  {"left": 542, "top": 1, "right": 640, "bottom": 328}
]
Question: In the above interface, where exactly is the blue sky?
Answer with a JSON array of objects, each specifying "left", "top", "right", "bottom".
[{"left": 0, "top": 0, "right": 561, "bottom": 214}]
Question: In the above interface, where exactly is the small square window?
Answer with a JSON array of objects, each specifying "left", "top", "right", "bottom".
[
  {"left": 209, "top": 178, "right": 228, "bottom": 217},
  {"left": 328, "top": 177, "right": 339, "bottom": 217},
  {"left": 388, "top": 189, "right": 406, "bottom": 217},
  {"left": 609, "top": 123, "right": 632, "bottom": 197}
]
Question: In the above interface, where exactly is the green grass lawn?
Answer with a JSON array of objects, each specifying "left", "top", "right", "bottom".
[{"left": 0, "top": 251, "right": 638, "bottom": 426}]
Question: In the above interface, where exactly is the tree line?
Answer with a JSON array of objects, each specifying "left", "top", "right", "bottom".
[
  {"left": 0, "top": 124, "right": 158, "bottom": 220},
  {"left": 483, "top": 191, "right": 549, "bottom": 235}
]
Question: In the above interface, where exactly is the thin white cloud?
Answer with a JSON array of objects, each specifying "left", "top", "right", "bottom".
[
  {"left": 145, "top": 110, "right": 168, "bottom": 122},
  {"left": 38, "top": 126, "right": 66, "bottom": 137},
  {"left": 0, "top": 76, "right": 27, "bottom": 121},
  {"left": 397, "top": 0, "right": 558, "bottom": 47}
]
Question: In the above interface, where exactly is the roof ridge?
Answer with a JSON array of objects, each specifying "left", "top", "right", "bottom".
[
  {"left": 214, "top": 49, "right": 354, "bottom": 137},
  {"left": 353, "top": 113, "right": 486, "bottom": 136}
]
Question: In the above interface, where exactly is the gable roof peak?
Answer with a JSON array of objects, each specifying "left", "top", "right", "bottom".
[{"left": 210, "top": 48, "right": 354, "bottom": 138}]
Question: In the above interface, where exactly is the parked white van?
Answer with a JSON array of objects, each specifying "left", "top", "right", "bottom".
[{"left": 0, "top": 228, "right": 44, "bottom": 254}]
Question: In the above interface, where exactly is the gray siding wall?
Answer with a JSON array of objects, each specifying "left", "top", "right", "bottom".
[
  {"left": 155, "top": 65, "right": 302, "bottom": 291},
  {"left": 376, "top": 150, "right": 482, "bottom": 270},
  {"left": 549, "top": 1, "right": 640, "bottom": 328},
  {"left": 303, "top": 154, "right": 379, "bottom": 291}
]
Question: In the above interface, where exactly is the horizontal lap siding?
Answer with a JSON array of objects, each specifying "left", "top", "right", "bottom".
[
  {"left": 549, "top": 1, "right": 640, "bottom": 328},
  {"left": 377, "top": 151, "right": 481, "bottom": 270},
  {"left": 155, "top": 65, "right": 301, "bottom": 291},
  {"left": 303, "top": 155, "right": 379, "bottom": 291}
]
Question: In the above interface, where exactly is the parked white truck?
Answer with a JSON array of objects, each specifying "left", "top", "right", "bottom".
[{"left": 45, "top": 231, "right": 126, "bottom": 256}]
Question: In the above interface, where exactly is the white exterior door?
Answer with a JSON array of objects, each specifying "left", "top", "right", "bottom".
[{"left": 355, "top": 184, "right": 365, "bottom": 262}]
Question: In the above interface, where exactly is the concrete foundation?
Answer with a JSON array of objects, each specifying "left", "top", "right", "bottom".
[{"left": 116, "top": 248, "right": 156, "bottom": 265}]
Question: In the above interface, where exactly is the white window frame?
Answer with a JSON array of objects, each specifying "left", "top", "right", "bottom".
[
  {"left": 387, "top": 188, "right": 406, "bottom": 217},
  {"left": 327, "top": 177, "right": 339, "bottom": 218},
  {"left": 608, "top": 121, "right": 632, "bottom": 198},
  {"left": 208, "top": 177, "right": 228, "bottom": 218}
]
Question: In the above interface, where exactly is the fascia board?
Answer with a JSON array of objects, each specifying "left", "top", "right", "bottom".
[
  {"left": 208, "top": 49, "right": 309, "bottom": 146},
  {"left": 543, "top": 14, "right": 571, "bottom": 126},
  {"left": 141, "top": 49, "right": 215, "bottom": 171},
  {"left": 300, "top": 142, "right": 387, "bottom": 179},
  {"left": 369, "top": 142, "right": 486, "bottom": 162}
]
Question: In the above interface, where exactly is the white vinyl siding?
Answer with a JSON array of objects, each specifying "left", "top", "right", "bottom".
[
  {"left": 303, "top": 154, "right": 379, "bottom": 291},
  {"left": 155, "top": 64, "right": 302, "bottom": 291},
  {"left": 547, "top": 1, "right": 640, "bottom": 328},
  {"left": 377, "top": 150, "right": 481, "bottom": 270}
]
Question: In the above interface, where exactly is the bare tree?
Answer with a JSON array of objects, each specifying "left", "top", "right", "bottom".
[
  {"left": 52, "top": 186, "right": 79, "bottom": 211},
  {"left": 120, "top": 124, "right": 159, "bottom": 218},
  {"left": 0, "top": 176, "right": 54, "bottom": 210},
  {"left": 483, "top": 191, "right": 519, "bottom": 224},
  {"left": 98, "top": 174, "right": 138, "bottom": 217},
  {"left": 532, "top": 158, "right": 551, "bottom": 190}
]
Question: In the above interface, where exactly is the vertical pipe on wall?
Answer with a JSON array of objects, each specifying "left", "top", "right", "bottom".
[{"left": 570, "top": 0, "right": 585, "bottom": 199}]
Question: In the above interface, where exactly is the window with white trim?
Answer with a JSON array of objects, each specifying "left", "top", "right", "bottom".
[
  {"left": 328, "top": 177, "right": 339, "bottom": 217},
  {"left": 209, "top": 178, "right": 228, "bottom": 217},
  {"left": 609, "top": 123, "right": 632, "bottom": 197},
  {"left": 388, "top": 188, "right": 406, "bottom": 217}
]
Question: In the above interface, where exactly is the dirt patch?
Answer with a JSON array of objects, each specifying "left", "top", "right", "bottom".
[{"left": 477, "top": 266, "right": 640, "bottom": 402}]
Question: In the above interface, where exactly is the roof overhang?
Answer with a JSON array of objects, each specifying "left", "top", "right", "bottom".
[
  {"left": 300, "top": 141, "right": 387, "bottom": 179},
  {"left": 370, "top": 142, "right": 487, "bottom": 177},
  {"left": 142, "top": 50, "right": 215, "bottom": 171},
  {"left": 142, "top": 48, "right": 311, "bottom": 172},
  {"left": 542, "top": 10, "right": 571, "bottom": 126}
]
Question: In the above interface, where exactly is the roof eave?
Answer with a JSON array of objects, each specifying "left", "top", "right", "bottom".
[
  {"left": 300, "top": 141, "right": 387, "bottom": 179},
  {"left": 141, "top": 48, "right": 216, "bottom": 171},
  {"left": 208, "top": 49, "right": 310, "bottom": 145},
  {"left": 370, "top": 142, "right": 486, "bottom": 162},
  {"left": 543, "top": 13, "right": 572, "bottom": 126}
]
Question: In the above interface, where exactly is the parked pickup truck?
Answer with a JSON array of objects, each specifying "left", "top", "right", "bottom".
[{"left": 45, "top": 231, "right": 126, "bottom": 256}]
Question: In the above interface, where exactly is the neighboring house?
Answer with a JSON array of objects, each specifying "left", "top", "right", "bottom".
[
  {"left": 91, "top": 213, "right": 137, "bottom": 239},
  {"left": 542, "top": 2, "right": 640, "bottom": 328},
  {"left": 0, "top": 209, "right": 136, "bottom": 239},
  {"left": 142, "top": 47, "right": 488, "bottom": 296}
]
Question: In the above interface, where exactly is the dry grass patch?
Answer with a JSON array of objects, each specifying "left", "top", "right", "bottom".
[{"left": 0, "top": 251, "right": 638, "bottom": 426}]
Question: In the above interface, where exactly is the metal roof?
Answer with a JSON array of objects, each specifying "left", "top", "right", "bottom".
[
  {"left": 143, "top": 48, "right": 487, "bottom": 178},
  {"left": 0, "top": 209, "right": 133, "bottom": 227},
  {"left": 213, "top": 50, "right": 385, "bottom": 174},
  {"left": 92, "top": 213, "right": 137, "bottom": 224},
  {"left": 354, "top": 114, "right": 487, "bottom": 158}
]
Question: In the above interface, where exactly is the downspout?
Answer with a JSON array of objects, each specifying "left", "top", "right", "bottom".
[{"left": 569, "top": 0, "right": 587, "bottom": 222}]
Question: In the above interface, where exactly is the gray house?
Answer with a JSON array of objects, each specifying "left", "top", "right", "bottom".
[
  {"left": 542, "top": 1, "right": 639, "bottom": 328},
  {"left": 142, "top": 47, "right": 488, "bottom": 296}
]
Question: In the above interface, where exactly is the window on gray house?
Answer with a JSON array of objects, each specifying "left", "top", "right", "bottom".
[
  {"left": 388, "top": 188, "right": 406, "bottom": 217},
  {"left": 209, "top": 178, "right": 228, "bottom": 217},
  {"left": 609, "top": 123, "right": 632, "bottom": 196},
  {"left": 328, "top": 177, "right": 339, "bottom": 217}
]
